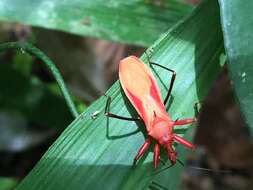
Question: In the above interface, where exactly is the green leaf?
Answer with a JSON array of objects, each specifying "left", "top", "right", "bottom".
[
  {"left": 16, "top": 0, "right": 224, "bottom": 189},
  {"left": 219, "top": 0, "right": 253, "bottom": 135},
  {"left": 0, "top": 0, "right": 193, "bottom": 46},
  {"left": 0, "top": 177, "right": 18, "bottom": 190}
]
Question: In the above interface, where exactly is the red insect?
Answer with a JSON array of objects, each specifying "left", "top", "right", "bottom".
[{"left": 105, "top": 55, "right": 196, "bottom": 169}]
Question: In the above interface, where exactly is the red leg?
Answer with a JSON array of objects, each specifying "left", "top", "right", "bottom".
[
  {"left": 167, "top": 146, "right": 177, "bottom": 165},
  {"left": 174, "top": 118, "right": 196, "bottom": 125},
  {"left": 174, "top": 135, "right": 195, "bottom": 149},
  {"left": 134, "top": 137, "right": 152, "bottom": 165},
  {"left": 153, "top": 144, "right": 160, "bottom": 169}
]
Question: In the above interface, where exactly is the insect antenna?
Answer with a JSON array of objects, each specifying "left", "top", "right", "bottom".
[
  {"left": 153, "top": 158, "right": 231, "bottom": 175},
  {"left": 152, "top": 163, "right": 174, "bottom": 175},
  {"left": 187, "top": 166, "right": 231, "bottom": 174}
]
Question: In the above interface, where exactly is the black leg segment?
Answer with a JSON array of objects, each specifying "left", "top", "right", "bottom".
[
  {"left": 149, "top": 62, "right": 176, "bottom": 106},
  {"left": 144, "top": 52, "right": 176, "bottom": 106},
  {"left": 104, "top": 96, "right": 141, "bottom": 121}
]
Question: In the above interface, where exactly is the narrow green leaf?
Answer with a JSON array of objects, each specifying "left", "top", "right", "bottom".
[
  {"left": 16, "top": 0, "right": 224, "bottom": 189},
  {"left": 219, "top": 0, "right": 253, "bottom": 135},
  {"left": 0, "top": 0, "right": 193, "bottom": 46}
]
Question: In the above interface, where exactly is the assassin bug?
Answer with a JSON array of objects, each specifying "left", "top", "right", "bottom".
[{"left": 105, "top": 55, "right": 196, "bottom": 169}]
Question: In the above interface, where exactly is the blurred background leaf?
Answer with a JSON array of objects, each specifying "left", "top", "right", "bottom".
[
  {"left": 0, "top": 0, "right": 194, "bottom": 46},
  {"left": 0, "top": 58, "right": 73, "bottom": 152},
  {"left": 15, "top": 0, "right": 225, "bottom": 189},
  {"left": 0, "top": 177, "right": 18, "bottom": 190}
]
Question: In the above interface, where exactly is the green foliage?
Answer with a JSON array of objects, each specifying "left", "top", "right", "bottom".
[
  {"left": 1, "top": 0, "right": 253, "bottom": 189},
  {"left": 219, "top": 0, "right": 253, "bottom": 135},
  {"left": 0, "top": 44, "right": 76, "bottom": 151},
  {"left": 13, "top": 51, "right": 33, "bottom": 77},
  {"left": 15, "top": 0, "right": 225, "bottom": 189},
  {"left": 0, "top": 64, "right": 72, "bottom": 129},
  {"left": 0, "top": 42, "right": 79, "bottom": 118},
  {"left": 0, "top": 0, "right": 193, "bottom": 46},
  {"left": 0, "top": 177, "right": 18, "bottom": 190}
]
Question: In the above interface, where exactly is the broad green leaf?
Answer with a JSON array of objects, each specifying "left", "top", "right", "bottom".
[
  {"left": 16, "top": 0, "right": 224, "bottom": 189},
  {"left": 219, "top": 0, "right": 253, "bottom": 135},
  {"left": 0, "top": 0, "right": 193, "bottom": 46}
]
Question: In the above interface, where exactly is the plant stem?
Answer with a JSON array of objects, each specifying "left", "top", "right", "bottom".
[{"left": 0, "top": 41, "right": 79, "bottom": 118}]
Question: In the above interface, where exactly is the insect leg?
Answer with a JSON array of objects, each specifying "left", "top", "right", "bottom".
[
  {"left": 104, "top": 96, "right": 141, "bottom": 121},
  {"left": 167, "top": 146, "right": 177, "bottom": 165},
  {"left": 150, "top": 63, "right": 176, "bottom": 106},
  {"left": 174, "top": 118, "right": 196, "bottom": 125},
  {"left": 145, "top": 52, "right": 176, "bottom": 105},
  {"left": 133, "top": 137, "right": 152, "bottom": 165},
  {"left": 153, "top": 143, "right": 160, "bottom": 169},
  {"left": 173, "top": 134, "right": 195, "bottom": 149},
  {"left": 173, "top": 103, "right": 198, "bottom": 126}
]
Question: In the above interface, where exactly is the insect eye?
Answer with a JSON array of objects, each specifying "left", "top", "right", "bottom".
[
  {"left": 158, "top": 134, "right": 172, "bottom": 146},
  {"left": 162, "top": 134, "right": 169, "bottom": 142}
]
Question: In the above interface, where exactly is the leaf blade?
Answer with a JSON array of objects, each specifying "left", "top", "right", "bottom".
[
  {"left": 219, "top": 0, "right": 253, "bottom": 135},
  {"left": 16, "top": 0, "right": 224, "bottom": 189},
  {"left": 0, "top": 0, "right": 193, "bottom": 46}
]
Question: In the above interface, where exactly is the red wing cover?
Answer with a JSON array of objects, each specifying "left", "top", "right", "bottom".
[{"left": 119, "top": 56, "right": 170, "bottom": 131}]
